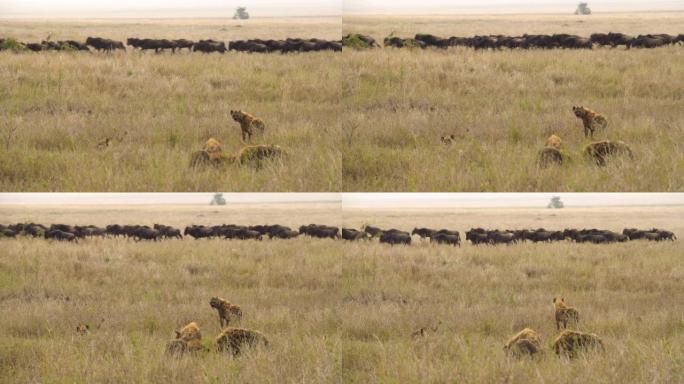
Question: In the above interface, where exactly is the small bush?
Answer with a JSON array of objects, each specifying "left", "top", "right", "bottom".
[
  {"left": 342, "top": 34, "right": 373, "bottom": 50},
  {"left": 0, "top": 37, "right": 26, "bottom": 52}
]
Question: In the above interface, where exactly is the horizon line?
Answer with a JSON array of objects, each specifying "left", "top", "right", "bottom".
[{"left": 343, "top": 9, "right": 684, "bottom": 16}]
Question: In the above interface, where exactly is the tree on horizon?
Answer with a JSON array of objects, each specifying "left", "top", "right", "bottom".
[{"left": 233, "top": 6, "right": 250, "bottom": 20}]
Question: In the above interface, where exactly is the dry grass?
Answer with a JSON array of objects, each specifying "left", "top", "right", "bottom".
[
  {"left": 0, "top": 202, "right": 342, "bottom": 228},
  {"left": 0, "top": 18, "right": 341, "bottom": 191},
  {"left": 343, "top": 13, "right": 684, "bottom": 38},
  {"left": 0, "top": 17, "right": 341, "bottom": 42},
  {"left": 0, "top": 204, "right": 682, "bottom": 383},
  {"left": 0, "top": 236, "right": 346, "bottom": 383},
  {"left": 342, "top": 14, "right": 684, "bottom": 191}
]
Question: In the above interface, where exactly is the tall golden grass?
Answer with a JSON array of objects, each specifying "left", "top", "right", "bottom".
[
  {"left": 342, "top": 14, "right": 684, "bottom": 191},
  {"left": 0, "top": 18, "right": 341, "bottom": 191},
  {"left": 0, "top": 205, "right": 682, "bottom": 382}
]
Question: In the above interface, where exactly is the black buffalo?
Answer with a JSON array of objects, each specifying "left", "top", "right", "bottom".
[
  {"left": 86, "top": 37, "right": 125, "bottom": 52},
  {"left": 379, "top": 230, "right": 411, "bottom": 245},
  {"left": 154, "top": 224, "right": 183, "bottom": 239},
  {"left": 193, "top": 40, "right": 226, "bottom": 53},
  {"left": 431, "top": 233, "right": 460, "bottom": 246},
  {"left": 132, "top": 227, "right": 161, "bottom": 241},
  {"left": 184, "top": 225, "right": 214, "bottom": 239},
  {"left": 271, "top": 229, "right": 299, "bottom": 239},
  {"left": 342, "top": 228, "right": 369, "bottom": 241},
  {"left": 44, "top": 229, "right": 77, "bottom": 242}
]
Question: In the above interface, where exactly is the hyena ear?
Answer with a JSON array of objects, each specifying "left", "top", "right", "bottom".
[
  {"left": 175, "top": 331, "right": 181, "bottom": 338},
  {"left": 86, "top": 324, "right": 90, "bottom": 330}
]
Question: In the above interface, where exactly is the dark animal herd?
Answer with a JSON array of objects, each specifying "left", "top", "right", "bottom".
[
  {"left": 344, "top": 32, "right": 684, "bottom": 50},
  {"left": 1, "top": 222, "right": 675, "bottom": 246},
  {"left": 0, "top": 36, "right": 341, "bottom": 53},
  {"left": 4, "top": 32, "right": 681, "bottom": 54}
]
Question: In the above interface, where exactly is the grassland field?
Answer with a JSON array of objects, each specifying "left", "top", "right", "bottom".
[
  {"left": 0, "top": 18, "right": 341, "bottom": 191},
  {"left": 0, "top": 204, "right": 682, "bottom": 383},
  {"left": 342, "top": 13, "right": 684, "bottom": 192},
  {"left": 3, "top": 14, "right": 684, "bottom": 192}
]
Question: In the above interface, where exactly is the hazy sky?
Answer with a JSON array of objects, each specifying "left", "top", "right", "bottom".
[
  {"left": 0, "top": 0, "right": 341, "bottom": 17},
  {"left": 343, "top": 193, "right": 684, "bottom": 208},
  {"left": 1, "top": 193, "right": 682, "bottom": 208},
  {"left": 3, "top": 0, "right": 682, "bottom": 17},
  {"left": 344, "top": 0, "right": 684, "bottom": 14}
]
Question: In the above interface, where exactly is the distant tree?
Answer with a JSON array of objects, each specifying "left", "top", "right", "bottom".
[
  {"left": 547, "top": 196, "right": 564, "bottom": 209},
  {"left": 233, "top": 6, "right": 250, "bottom": 20},
  {"left": 575, "top": 2, "right": 592, "bottom": 15},
  {"left": 210, "top": 193, "right": 226, "bottom": 205}
]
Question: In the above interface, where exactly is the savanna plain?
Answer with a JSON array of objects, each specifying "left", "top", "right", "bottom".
[
  {"left": 0, "top": 203, "right": 682, "bottom": 382},
  {"left": 0, "top": 18, "right": 341, "bottom": 191},
  {"left": 342, "top": 13, "right": 684, "bottom": 191}
]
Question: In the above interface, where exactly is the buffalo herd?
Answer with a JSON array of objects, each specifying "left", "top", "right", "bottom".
[
  {"left": 344, "top": 32, "right": 684, "bottom": 50},
  {"left": 1, "top": 222, "right": 676, "bottom": 246},
  {"left": 5, "top": 33, "right": 680, "bottom": 53},
  {"left": 0, "top": 36, "right": 341, "bottom": 53},
  {"left": 463, "top": 227, "right": 676, "bottom": 245}
]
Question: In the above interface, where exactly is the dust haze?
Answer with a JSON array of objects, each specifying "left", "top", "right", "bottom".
[
  {"left": 344, "top": 0, "right": 684, "bottom": 14},
  {"left": 0, "top": 0, "right": 341, "bottom": 18}
]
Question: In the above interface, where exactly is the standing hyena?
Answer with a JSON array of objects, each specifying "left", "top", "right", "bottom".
[
  {"left": 210, "top": 297, "right": 243, "bottom": 328},
  {"left": 572, "top": 106, "right": 608, "bottom": 138},
  {"left": 230, "top": 110, "right": 265, "bottom": 142},
  {"left": 553, "top": 297, "right": 580, "bottom": 330}
]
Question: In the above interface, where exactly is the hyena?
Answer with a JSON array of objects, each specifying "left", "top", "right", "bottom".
[
  {"left": 504, "top": 328, "right": 542, "bottom": 357},
  {"left": 553, "top": 297, "right": 580, "bottom": 330},
  {"left": 210, "top": 297, "right": 243, "bottom": 328},
  {"left": 230, "top": 110, "right": 265, "bottom": 142},
  {"left": 573, "top": 106, "right": 608, "bottom": 138},
  {"left": 215, "top": 327, "right": 268, "bottom": 356}
]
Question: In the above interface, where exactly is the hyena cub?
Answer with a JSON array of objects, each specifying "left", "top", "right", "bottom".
[
  {"left": 553, "top": 297, "right": 580, "bottom": 330},
  {"left": 230, "top": 110, "right": 265, "bottom": 142},
  {"left": 210, "top": 297, "right": 243, "bottom": 328},
  {"left": 572, "top": 106, "right": 608, "bottom": 138}
]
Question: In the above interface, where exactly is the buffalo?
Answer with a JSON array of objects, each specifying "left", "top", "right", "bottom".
[
  {"left": 363, "top": 225, "right": 383, "bottom": 237},
  {"left": 299, "top": 224, "right": 339, "bottom": 239},
  {"left": 1, "top": 228, "right": 17, "bottom": 238},
  {"left": 44, "top": 229, "right": 77, "bottom": 242},
  {"left": 86, "top": 37, "right": 125, "bottom": 52},
  {"left": 412, "top": 227, "right": 436, "bottom": 239},
  {"left": 342, "top": 228, "right": 369, "bottom": 241},
  {"left": 132, "top": 227, "right": 161, "bottom": 241},
  {"left": 271, "top": 229, "right": 299, "bottom": 239},
  {"left": 184, "top": 225, "right": 215, "bottom": 239},
  {"left": 431, "top": 233, "right": 460, "bottom": 246},
  {"left": 154, "top": 224, "right": 183, "bottom": 239},
  {"left": 379, "top": 230, "right": 411, "bottom": 245},
  {"left": 193, "top": 40, "right": 227, "bottom": 53}
]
